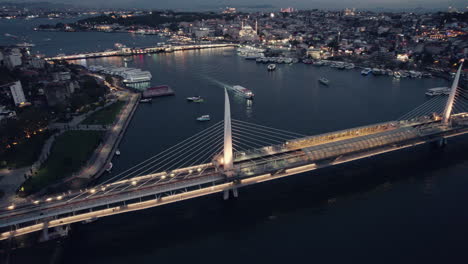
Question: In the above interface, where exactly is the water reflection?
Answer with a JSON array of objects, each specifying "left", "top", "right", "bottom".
[{"left": 246, "top": 99, "right": 253, "bottom": 118}]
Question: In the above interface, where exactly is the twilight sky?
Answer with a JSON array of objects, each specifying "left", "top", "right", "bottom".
[{"left": 22, "top": 0, "right": 468, "bottom": 10}]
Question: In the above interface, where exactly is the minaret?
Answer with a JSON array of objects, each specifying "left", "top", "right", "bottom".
[{"left": 255, "top": 20, "right": 258, "bottom": 34}]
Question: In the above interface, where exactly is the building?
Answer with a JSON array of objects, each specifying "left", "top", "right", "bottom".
[
  {"left": 239, "top": 22, "right": 259, "bottom": 42},
  {"left": 9, "top": 81, "right": 26, "bottom": 105},
  {"left": 307, "top": 47, "right": 322, "bottom": 59},
  {"left": 52, "top": 71, "right": 71, "bottom": 82},
  {"left": 193, "top": 28, "right": 211, "bottom": 38},
  {"left": 28, "top": 57, "right": 46, "bottom": 69},
  {"left": 5, "top": 52, "right": 22, "bottom": 70}
]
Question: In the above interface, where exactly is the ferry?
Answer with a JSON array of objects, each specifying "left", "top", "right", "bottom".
[
  {"left": 361, "top": 68, "right": 372, "bottom": 75},
  {"left": 105, "top": 162, "right": 113, "bottom": 172},
  {"left": 318, "top": 77, "right": 330, "bottom": 85},
  {"left": 267, "top": 64, "right": 277, "bottom": 71},
  {"left": 197, "top": 115, "right": 210, "bottom": 121},
  {"left": 229, "top": 85, "right": 255, "bottom": 99},
  {"left": 425, "top": 87, "right": 450, "bottom": 96},
  {"left": 140, "top": 98, "right": 152, "bottom": 103}
]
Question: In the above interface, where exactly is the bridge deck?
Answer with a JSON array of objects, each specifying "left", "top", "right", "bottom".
[{"left": 2, "top": 117, "right": 468, "bottom": 240}]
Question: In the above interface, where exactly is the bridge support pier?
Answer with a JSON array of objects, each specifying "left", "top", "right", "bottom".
[
  {"left": 432, "top": 138, "right": 447, "bottom": 148},
  {"left": 39, "top": 224, "right": 70, "bottom": 243},
  {"left": 223, "top": 188, "right": 239, "bottom": 200},
  {"left": 438, "top": 138, "right": 447, "bottom": 147}
]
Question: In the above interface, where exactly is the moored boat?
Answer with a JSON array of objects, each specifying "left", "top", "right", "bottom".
[
  {"left": 115, "top": 150, "right": 121, "bottom": 156},
  {"left": 267, "top": 64, "right": 276, "bottom": 71},
  {"left": 361, "top": 68, "right": 372, "bottom": 75}
]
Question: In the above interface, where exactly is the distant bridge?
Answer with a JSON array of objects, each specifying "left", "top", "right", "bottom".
[
  {"left": 45, "top": 43, "right": 237, "bottom": 61},
  {"left": 0, "top": 61, "right": 465, "bottom": 241}
]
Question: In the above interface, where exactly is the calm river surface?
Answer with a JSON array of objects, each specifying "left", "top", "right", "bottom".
[{"left": 3, "top": 18, "right": 468, "bottom": 264}]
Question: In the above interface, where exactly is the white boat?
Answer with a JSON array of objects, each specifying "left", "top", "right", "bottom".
[
  {"left": 140, "top": 98, "right": 152, "bottom": 103},
  {"left": 115, "top": 150, "right": 121, "bottom": 156},
  {"left": 197, "top": 115, "right": 210, "bottom": 121},
  {"left": 318, "top": 77, "right": 330, "bottom": 85},
  {"left": 105, "top": 162, "right": 113, "bottom": 172},
  {"left": 313, "top": 60, "right": 325, "bottom": 66},
  {"left": 425, "top": 87, "right": 450, "bottom": 96},
  {"left": 361, "top": 68, "right": 372, "bottom": 75},
  {"left": 284, "top": 58, "right": 293, "bottom": 64},
  {"left": 372, "top": 68, "right": 384, "bottom": 75},
  {"left": 345, "top": 63, "right": 355, "bottom": 70},
  {"left": 386, "top": 69, "right": 394, "bottom": 76},
  {"left": 16, "top": 42, "right": 35, "bottom": 47},
  {"left": 187, "top": 96, "right": 201, "bottom": 101},
  {"left": 393, "top": 71, "right": 402, "bottom": 78},
  {"left": 229, "top": 85, "right": 255, "bottom": 99},
  {"left": 409, "top": 71, "right": 422, "bottom": 78},
  {"left": 267, "top": 64, "right": 276, "bottom": 71}
]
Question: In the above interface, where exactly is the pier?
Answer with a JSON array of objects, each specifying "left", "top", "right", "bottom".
[{"left": 45, "top": 43, "right": 238, "bottom": 61}]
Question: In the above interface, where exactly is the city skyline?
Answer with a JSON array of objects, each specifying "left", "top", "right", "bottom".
[{"left": 8, "top": 0, "right": 468, "bottom": 10}]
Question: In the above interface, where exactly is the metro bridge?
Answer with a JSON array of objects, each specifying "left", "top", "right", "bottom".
[{"left": 0, "top": 62, "right": 465, "bottom": 241}]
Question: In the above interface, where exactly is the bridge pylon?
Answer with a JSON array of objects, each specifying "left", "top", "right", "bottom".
[
  {"left": 223, "top": 87, "right": 234, "bottom": 177},
  {"left": 442, "top": 59, "right": 464, "bottom": 126}
]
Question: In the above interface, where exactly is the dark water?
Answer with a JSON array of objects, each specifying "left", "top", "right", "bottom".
[
  {"left": 0, "top": 18, "right": 163, "bottom": 56},
  {"left": 4, "top": 20, "right": 468, "bottom": 264}
]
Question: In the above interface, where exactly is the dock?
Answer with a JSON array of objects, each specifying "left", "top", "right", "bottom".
[{"left": 142, "top": 85, "right": 175, "bottom": 98}]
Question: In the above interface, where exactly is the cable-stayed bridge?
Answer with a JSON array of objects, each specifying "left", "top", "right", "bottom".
[{"left": 0, "top": 62, "right": 466, "bottom": 241}]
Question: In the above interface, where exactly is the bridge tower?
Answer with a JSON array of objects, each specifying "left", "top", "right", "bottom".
[
  {"left": 442, "top": 60, "right": 464, "bottom": 126},
  {"left": 222, "top": 88, "right": 237, "bottom": 200},
  {"left": 223, "top": 88, "right": 234, "bottom": 175}
]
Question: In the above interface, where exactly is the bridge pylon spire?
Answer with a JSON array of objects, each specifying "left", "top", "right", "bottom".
[
  {"left": 442, "top": 59, "right": 464, "bottom": 125},
  {"left": 223, "top": 88, "right": 234, "bottom": 176}
]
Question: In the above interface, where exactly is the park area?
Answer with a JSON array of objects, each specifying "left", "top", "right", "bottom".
[
  {"left": 81, "top": 100, "right": 125, "bottom": 125},
  {"left": 20, "top": 130, "right": 103, "bottom": 195}
]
